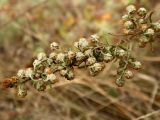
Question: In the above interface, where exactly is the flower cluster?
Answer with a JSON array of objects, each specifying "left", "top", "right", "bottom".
[
  {"left": 2, "top": 5, "right": 160, "bottom": 97},
  {"left": 122, "top": 5, "right": 160, "bottom": 47}
]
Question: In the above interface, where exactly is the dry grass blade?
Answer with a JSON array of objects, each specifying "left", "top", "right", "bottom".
[{"left": 134, "top": 109, "right": 160, "bottom": 120}]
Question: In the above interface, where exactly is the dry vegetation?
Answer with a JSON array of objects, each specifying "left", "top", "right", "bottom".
[{"left": 0, "top": 0, "right": 160, "bottom": 120}]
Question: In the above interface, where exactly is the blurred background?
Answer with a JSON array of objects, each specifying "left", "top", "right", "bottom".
[{"left": 0, "top": 0, "right": 160, "bottom": 120}]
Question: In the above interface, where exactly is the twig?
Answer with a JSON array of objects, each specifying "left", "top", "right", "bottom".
[
  {"left": 136, "top": 73, "right": 159, "bottom": 108},
  {"left": 143, "top": 56, "right": 160, "bottom": 62},
  {"left": 133, "top": 109, "right": 160, "bottom": 120}
]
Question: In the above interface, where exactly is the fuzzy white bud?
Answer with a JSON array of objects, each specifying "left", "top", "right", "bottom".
[
  {"left": 33, "top": 59, "right": 41, "bottom": 69},
  {"left": 25, "top": 68, "right": 34, "bottom": 78},
  {"left": 50, "top": 42, "right": 59, "bottom": 50},
  {"left": 104, "top": 53, "right": 113, "bottom": 62},
  {"left": 37, "top": 52, "right": 47, "bottom": 61},
  {"left": 138, "top": 7, "right": 147, "bottom": 16},
  {"left": 91, "top": 34, "right": 99, "bottom": 42},
  {"left": 126, "top": 5, "right": 136, "bottom": 14},
  {"left": 145, "top": 28, "right": 155, "bottom": 36},
  {"left": 56, "top": 53, "right": 65, "bottom": 63},
  {"left": 17, "top": 69, "right": 26, "bottom": 78},
  {"left": 45, "top": 74, "right": 56, "bottom": 82},
  {"left": 86, "top": 57, "right": 96, "bottom": 66},
  {"left": 76, "top": 52, "right": 85, "bottom": 61}
]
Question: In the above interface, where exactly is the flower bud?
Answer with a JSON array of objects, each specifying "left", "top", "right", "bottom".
[
  {"left": 79, "top": 38, "right": 89, "bottom": 48},
  {"left": 139, "top": 36, "right": 149, "bottom": 43},
  {"left": 138, "top": 7, "right": 147, "bottom": 16},
  {"left": 145, "top": 28, "right": 155, "bottom": 36},
  {"left": 152, "top": 22, "right": 160, "bottom": 31},
  {"left": 89, "top": 63, "right": 104, "bottom": 76},
  {"left": 78, "top": 61, "right": 86, "bottom": 68},
  {"left": 132, "top": 61, "right": 142, "bottom": 70},
  {"left": 116, "top": 77, "right": 125, "bottom": 87},
  {"left": 86, "top": 57, "right": 96, "bottom": 66},
  {"left": 138, "top": 18, "right": 146, "bottom": 24},
  {"left": 44, "top": 67, "right": 53, "bottom": 74},
  {"left": 50, "top": 42, "right": 59, "bottom": 50},
  {"left": 25, "top": 68, "right": 34, "bottom": 78},
  {"left": 45, "top": 74, "right": 56, "bottom": 82},
  {"left": 35, "top": 80, "right": 46, "bottom": 91},
  {"left": 124, "top": 21, "right": 134, "bottom": 29},
  {"left": 124, "top": 70, "right": 133, "bottom": 79},
  {"left": 56, "top": 53, "right": 66, "bottom": 63},
  {"left": 33, "top": 59, "right": 41, "bottom": 69},
  {"left": 93, "top": 63, "right": 104, "bottom": 72},
  {"left": 49, "top": 52, "right": 57, "bottom": 60},
  {"left": 116, "top": 49, "right": 126, "bottom": 57},
  {"left": 47, "top": 58, "right": 53, "bottom": 65},
  {"left": 126, "top": 5, "right": 136, "bottom": 14},
  {"left": 76, "top": 52, "right": 85, "bottom": 61},
  {"left": 91, "top": 34, "right": 99, "bottom": 42},
  {"left": 122, "top": 14, "right": 130, "bottom": 21},
  {"left": 117, "top": 68, "right": 123, "bottom": 75},
  {"left": 37, "top": 52, "right": 47, "bottom": 61},
  {"left": 74, "top": 42, "right": 79, "bottom": 48},
  {"left": 67, "top": 50, "right": 76, "bottom": 60},
  {"left": 60, "top": 69, "right": 74, "bottom": 80},
  {"left": 104, "top": 53, "right": 113, "bottom": 63},
  {"left": 17, "top": 69, "right": 26, "bottom": 78},
  {"left": 65, "top": 70, "right": 74, "bottom": 80},
  {"left": 84, "top": 49, "right": 93, "bottom": 57},
  {"left": 17, "top": 84, "right": 27, "bottom": 97},
  {"left": 74, "top": 38, "right": 89, "bottom": 51},
  {"left": 60, "top": 69, "right": 68, "bottom": 76},
  {"left": 58, "top": 65, "right": 65, "bottom": 70}
]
